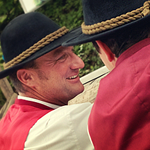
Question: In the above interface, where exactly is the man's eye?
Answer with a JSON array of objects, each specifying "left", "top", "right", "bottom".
[
  {"left": 59, "top": 55, "right": 66, "bottom": 59},
  {"left": 57, "top": 54, "right": 68, "bottom": 61}
]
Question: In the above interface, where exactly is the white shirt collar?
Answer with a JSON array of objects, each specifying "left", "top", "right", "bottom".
[{"left": 18, "top": 95, "right": 60, "bottom": 109}]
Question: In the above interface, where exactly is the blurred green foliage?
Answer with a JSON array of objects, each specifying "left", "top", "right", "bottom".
[
  {"left": 0, "top": 0, "right": 23, "bottom": 34},
  {"left": 0, "top": 0, "right": 104, "bottom": 107},
  {"left": 38, "top": 0, "right": 83, "bottom": 30}
]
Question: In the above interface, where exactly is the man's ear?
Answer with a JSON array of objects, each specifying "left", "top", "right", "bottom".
[
  {"left": 96, "top": 40, "right": 115, "bottom": 62},
  {"left": 17, "top": 69, "right": 34, "bottom": 87}
]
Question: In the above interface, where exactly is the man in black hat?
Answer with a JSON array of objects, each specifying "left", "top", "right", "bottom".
[
  {"left": 0, "top": 12, "right": 94, "bottom": 150},
  {"left": 63, "top": 0, "right": 150, "bottom": 149}
]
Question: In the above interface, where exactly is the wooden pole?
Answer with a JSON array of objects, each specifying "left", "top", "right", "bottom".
[
  {"left": 0, "top": 66, "right": 14, "bottom": 100},
  {"left": 0, "top": 93, "right": 17, "bottom": 119},
  {"left": 0, "top": 66, "right": 17, "bottom": 119}
]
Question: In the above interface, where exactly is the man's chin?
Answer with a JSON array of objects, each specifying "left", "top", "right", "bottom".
[{"left": 76, "top": 85, "right": 84, "bottom": 95}]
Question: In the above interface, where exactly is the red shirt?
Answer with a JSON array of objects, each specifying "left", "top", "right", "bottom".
[
  {"left": 0, "top": 99, "right": 53, "bottom": 150},
  {"left": 88, "top": 38, "right": 150, "bottom": 150}
]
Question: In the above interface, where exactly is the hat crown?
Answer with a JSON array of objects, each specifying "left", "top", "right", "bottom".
[
  {"left": 82, "top": 0, "right": 147, "bottom": 25},
  {"left": 1, "top": 12, "right": 60, "bottom": 63}
]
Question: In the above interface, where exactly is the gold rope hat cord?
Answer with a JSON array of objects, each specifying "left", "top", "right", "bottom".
[
  {"left": 82, "top": 0, "right": 150, "bottom": 35},
  {"left": 4, "top": 26, "right": 69, "bottom": 69}
]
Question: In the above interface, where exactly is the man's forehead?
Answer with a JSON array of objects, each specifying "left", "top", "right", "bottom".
[
  {"left": 52, "top": 46, "right": 73, "bottom": 56},
  {"left": 41, "top": 46, "right": 65, "bottom": 58}
]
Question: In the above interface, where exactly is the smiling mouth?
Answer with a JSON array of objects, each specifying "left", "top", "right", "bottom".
[{"left": 67, "top": 75, "right": 78, "bottom": 80}]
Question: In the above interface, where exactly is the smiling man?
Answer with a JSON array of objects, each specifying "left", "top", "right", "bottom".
[{"left": 0, "top": 12, "right": 94, "bottom": 150}]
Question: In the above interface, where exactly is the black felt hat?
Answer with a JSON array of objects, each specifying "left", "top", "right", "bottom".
[
  {"left": 63, "top": 0, "right": 150, "bottom": 46},
  {"left": 0, "top": 12, "right": 77, "bottom": 79}
]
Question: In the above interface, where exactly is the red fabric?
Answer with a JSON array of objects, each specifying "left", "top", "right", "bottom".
[
  {"left": 88, "top": 38, "right": 150, "bottom": 150},
  {"left": 0, "top": 99, "right": 53, "bottom": 150}
]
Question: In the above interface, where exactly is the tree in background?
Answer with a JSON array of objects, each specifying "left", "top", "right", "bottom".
[{"left": 0, "top": 0, "right": 23, "bottom": 35}]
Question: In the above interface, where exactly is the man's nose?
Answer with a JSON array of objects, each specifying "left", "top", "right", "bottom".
[{"left": 71, "top": 53, "right": 85, "bottom": 70}]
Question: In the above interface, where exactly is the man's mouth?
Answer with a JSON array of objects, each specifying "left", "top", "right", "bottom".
[{"left": 67, "top": 75, "right": 78, "bottom": 80}]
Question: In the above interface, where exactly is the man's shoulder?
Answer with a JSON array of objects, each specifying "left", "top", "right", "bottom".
[{"left": 31, "top": 102, "right": 93, "bottom": 132}]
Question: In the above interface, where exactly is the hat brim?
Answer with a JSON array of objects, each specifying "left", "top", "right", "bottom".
[
  {"left": 62, "top": 14, "right": 150, "bottom": 46},
  {"left": 0, "top": 31, "right": 76, "bottom": 79}
]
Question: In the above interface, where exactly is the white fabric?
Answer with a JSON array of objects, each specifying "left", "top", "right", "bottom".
[
  {"left": 19, "top": 96, "right": 94, "bottom": 150},
  {"left": 18, "top": 95, "right": 60, "bottom": 109}
]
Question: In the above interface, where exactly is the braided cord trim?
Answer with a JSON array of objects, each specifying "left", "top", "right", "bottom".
[
  {"left": 82, "top": 0, "right": 150, "bottom": 35},
  {"left": 4, "top": 26, "right": 69, "bottom": 69}
]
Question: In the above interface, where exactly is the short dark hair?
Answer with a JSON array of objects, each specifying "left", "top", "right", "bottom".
[
  {"left": 93, "top": 24, "right": 150, "bottom": 57},
  {"left": 9, "top": 60, "right": 38, "bottom": 93}
]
